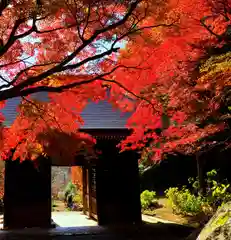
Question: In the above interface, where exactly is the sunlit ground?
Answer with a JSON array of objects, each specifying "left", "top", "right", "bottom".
[
  {"left": 52, "top": 211, "right": 97, "bottom": 227},
  {"left": 0, "top": 214, "right": 3, "bottom": 229}
]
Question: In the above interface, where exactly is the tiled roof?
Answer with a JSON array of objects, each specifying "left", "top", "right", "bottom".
[
  {"left": 0, "top": 93, "right": 132, "bottom": 129},
  {"left": 0, "top": 92, "right": 50, "bottom": 126},
  {"left": 1, "top": 97, "right": 20, "bottom": 126},
  {"left": 80, "top": 101, "right": 132, "bottom": 129}
]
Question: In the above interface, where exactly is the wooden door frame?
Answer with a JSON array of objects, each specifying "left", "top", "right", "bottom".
[
  {"left": 82, "top": 165, "right": 88, "bottom": 215},
  {"left": 82, "top": 164, "right": 98, "bottom": 221}
]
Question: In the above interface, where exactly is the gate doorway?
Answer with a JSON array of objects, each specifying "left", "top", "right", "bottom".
[
  {"left": 3, "top": 129, "right": 141, "bottom": 229},
  {"left": 0, "top": 160, "right": 4, "bottom": 230},
  {"left": 82, "top": 165, "right": 97, "bottom": 221},
  {"left": 51, "top": 165, "right": 98, "bottom": 227}
]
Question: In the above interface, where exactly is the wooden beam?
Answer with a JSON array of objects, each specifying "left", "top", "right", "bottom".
[
  {"left": 88, "top": 167, "right": 92, "bottom": 219},
  {"left": 82, "top": 166, "right": 87, "bottom": 215}
]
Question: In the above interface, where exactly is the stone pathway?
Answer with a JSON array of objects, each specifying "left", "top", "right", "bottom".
[
  {"left": 52, "top": 211, "right": 97, "bottom": 227},
  {"left": 142, "top": 214, "right": 176, "bottom": 224}
]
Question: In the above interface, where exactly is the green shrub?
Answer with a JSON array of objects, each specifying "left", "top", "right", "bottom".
[
  {"left": 73, "top": 191, "right": 83, "bottom": 206},
  {"left": 165, "top": 169, "right": 231, "bottom": 217},
  {"left": 142, "top": 209, "right": 156, "bottom": 216},
  {"left": 165, "top": 187, "right": 204, "bottom": 216},
  {"left": 189, "top": 169, "right": 231, "bottom": 209},
  {"left": 64, "top": 181, "right": 77, "bottom": 202},
  {"left": 140, "top": 190, "right": 157, "bottom": 210}
]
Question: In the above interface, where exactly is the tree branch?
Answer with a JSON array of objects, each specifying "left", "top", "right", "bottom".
[
  {"left": 0, "top": 0, "right": 175, "bottom": 105},
  {"left": 200, "top": 15, "right": 223, "bottom": 41},
  {"left": 2, "top": 0, "right": 141, "bottom": 93},
  {"left": 0, "top": 65, "right": 142, "bottom": 99},
  {"left": 0, "top": 56, "right": 31, "bottom": 69}
]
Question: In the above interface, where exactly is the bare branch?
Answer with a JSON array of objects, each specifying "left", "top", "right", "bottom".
[
  {"left": 197, "top": 132, "right": 231, "bottom": 156},
  {"left": 0, "top": 74, "right": 10, "bottom": 85},
  {"left": 99, "top": 77, "right": 155, "bottom": 108},
  {"left": 35, "top": 23, "right": 77, "bottom": 34},
  {"left": 200, "top": 16, "right": 223, "bottom": 41},
  {"left": 0, "top": 0, "right": 175, "bottom": 106},
  {"left": 0, "top": 65, "right": 141, "bottom": 98},
  {"left": 0, "top": 18, "right": 25, "bottom": 57},
  {"left": 0, "top": 0, "right": 141, "bottom": 94},
  {"left": 81, "top": 3, "right": 91, "bottom": 40},
  {"left": 61, "top": 47, "right": 120, "bottom": 71},
  {"left": 0, "top": 61, "right": 60, "bottom": 90}
]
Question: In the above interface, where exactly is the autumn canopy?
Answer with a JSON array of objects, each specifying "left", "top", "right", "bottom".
[{"left": 0, "top": 0, "right": 230, "bottom": 163}]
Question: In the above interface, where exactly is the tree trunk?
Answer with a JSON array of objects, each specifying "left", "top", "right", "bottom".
[{"left": 196, "top": 153, "right": 206, "bottom": 196}]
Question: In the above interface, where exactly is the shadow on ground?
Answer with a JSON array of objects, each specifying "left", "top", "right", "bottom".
[{"left": 0, "top": 222, "right": 195, "bottom": 240}]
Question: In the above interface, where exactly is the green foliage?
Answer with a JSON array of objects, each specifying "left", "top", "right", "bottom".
[
  {"left": 165, "top": 169, "right": 231, "bottom": 217},
  {"left": 189, "top": 169, "right": 231, "bottom": 209},
  {"left": 64, "top": 181, "right": 77, "bottom": 201},
  {"left": 142, "top": 209, "right": 156, "bottom": 216},
  {"left": 140, "top": 190, "right": 157, "bottom": 210},
  {"left": 73, "top": 191, "right": 83, "bottom": 206},
  {"left": 165, "top": 187, "right": 204, "bottom": 216},
  {"left": 138, "top": 163, "right": 145, "bottom": 175}
]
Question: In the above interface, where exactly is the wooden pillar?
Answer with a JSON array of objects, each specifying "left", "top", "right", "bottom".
[
  {"left": 95, "top": 139, "right": 142, "bottom": 226},
  {"left": 88, "top": 166, "right": 92, "bottom": 218},
  {"left": 4, "top": 157, "right": 51, "bottom": 229},
  {"left": 82, "top": 166, "right": 87, "bottom": 215}
]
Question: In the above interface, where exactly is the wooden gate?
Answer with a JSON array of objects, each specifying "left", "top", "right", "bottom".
[
  {"left": 4, "top": 158, "right": 51, "bottom": 229},
  {"left": 82, "top": 165, "right": 98, "bottom": 221}
]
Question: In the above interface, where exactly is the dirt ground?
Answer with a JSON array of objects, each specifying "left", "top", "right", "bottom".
[
  {"left": 149, "top": 198, "right": 203, "bottom": 228},
  {"left": 53, "top": 198, "right": 202, "bottom": 228},
  {"left": 53, "top": 200, "right": 68, "bottom": 212}
]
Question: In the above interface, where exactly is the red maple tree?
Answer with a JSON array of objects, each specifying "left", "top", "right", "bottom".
[
  {"left": 0, "top": 0, "right": 178, "bottom": 161},
  {"left": 109, "top": 0, "right": 231, "bottom": 162},
  {"left": 0, "top": 0, "right": 231, "bottom": 165}
]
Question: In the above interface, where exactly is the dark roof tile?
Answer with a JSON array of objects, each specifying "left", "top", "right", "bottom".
[
  {"left": 80, "top": 100, "right": 132, "bottom": 129},
  {"left": 1, "top": 94, "right": 131, "bottom": 129}
]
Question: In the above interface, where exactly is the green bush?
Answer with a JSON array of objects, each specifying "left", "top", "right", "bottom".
[
  {"left": 64, "top": 181, "right": 77, "bottom": 202},
  {"left": 165, "top": 187, "right": 205, "bottom": 216},
  {"left": 73, "top": 191, "right": 83, "bottom": 206},
  {"left": 140, "top": 190, "right": 157, "bottom": 210},
  {"left": 142, "top": 209, "right": 156, "bottom": 216},
  {"left": 189, "top": 169, "right": 231, "bottom": 210},
  {"left": 165, "top": 169, "right": 231, "bottom": 217}
]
